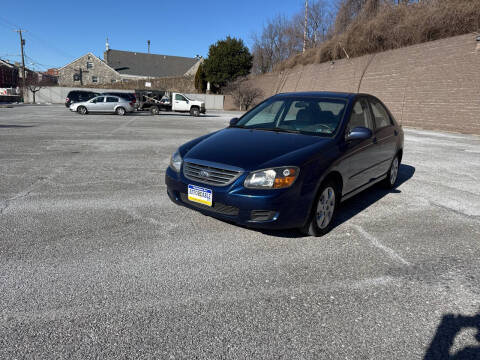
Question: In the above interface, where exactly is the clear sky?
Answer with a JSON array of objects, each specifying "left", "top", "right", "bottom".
[{"left": 0, "top": 0, "right": 327, "bottom": 71}]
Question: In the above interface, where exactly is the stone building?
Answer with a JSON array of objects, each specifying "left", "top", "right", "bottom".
[
  {"left": 57, "top": 46, "right": 203, "bottom": 87},
  {"left": 57, "top": 53, "right": 121, "bottom": 87}
]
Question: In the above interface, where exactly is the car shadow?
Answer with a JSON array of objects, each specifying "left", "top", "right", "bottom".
[
  {"left": 0, "top": 124, "right": 35, "bottom": 128},
  {"left": 260, "top": 164, "right": 415, "bottom": 239},
  {"left": 424, "top": 311, "right": 480, "bottom": 359},
  {"left": 130, "top": 112, "right": 220, "bottom": 118}
]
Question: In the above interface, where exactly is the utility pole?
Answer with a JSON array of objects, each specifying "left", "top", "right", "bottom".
[
  {"left": 303, "top": 0, "right": 308, "bottom": 53},
  {"left": 15, "top": 29, "right": 27, "bottom": 97},
  {"left": 148, "top": 40, "right": 151, "bottom": 54}
]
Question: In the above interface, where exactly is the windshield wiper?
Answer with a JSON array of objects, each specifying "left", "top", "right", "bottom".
[{"left": 253, "top": 127, "right": 301, "bottom": 134}]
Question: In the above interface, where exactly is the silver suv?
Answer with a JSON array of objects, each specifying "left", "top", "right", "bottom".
[{"left": 70, "top": 96, "right": 135, "bottom": 116}]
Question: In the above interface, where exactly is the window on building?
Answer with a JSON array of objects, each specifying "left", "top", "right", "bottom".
[
  {"left": 92, "top": 76, "right": 98, "bottom": 83},
  {"left": 111, "top": 79, "right": 116, "bottom": 83},
  {"left": 86, "top": 62, "right": 93, "bottom": 69},
  {"left": 73, "top": 74, "right": 80, "bottom": 81}
]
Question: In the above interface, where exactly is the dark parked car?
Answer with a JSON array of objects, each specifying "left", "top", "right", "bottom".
[
  {"left": 165, "top": 92, "right": 404, "bottom": 236},
  {"left": 102, "top": 92, "right": 136, "bottom": 104},
  {"left": 65, "top": 90, "right": 100, "bottom": 108}
]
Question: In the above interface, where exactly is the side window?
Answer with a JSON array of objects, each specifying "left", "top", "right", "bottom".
[
  {"left": 106, "top": 97, "right": 118, "bottom": 103},
  {"left": 370, "top": 99, "right": 392, "bottom": 129},
  {"left": 94, "top": 97, "right": 104, "bottom": 103},
  {"left": 175, "top": 94, "right": 187, "bottom": 101},
  {"left": 347, "top": 98, "right": 373, "bottom": 133}
]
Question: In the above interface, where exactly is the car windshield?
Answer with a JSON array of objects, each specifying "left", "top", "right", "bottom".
[{"left": 234, "top": 97, "right": 348, "bottom": 136}]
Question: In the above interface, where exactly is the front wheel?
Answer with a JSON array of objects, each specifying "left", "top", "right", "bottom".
[
  {"left": 190, "top": 107, "right": 200, "bottom": 117},
  {"left": 116, "top": 107, "right": 126, "bottom": 116},
  {"left": 77, "top": 106, "right": 87, "bottom": 115},
  {"left": 299, "top": 181, "right": 338, "bottom": 237}
]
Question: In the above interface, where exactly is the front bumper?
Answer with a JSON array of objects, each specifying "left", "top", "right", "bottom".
[{"left": 165, "top": 166, "right": 311, "bottom": 230}]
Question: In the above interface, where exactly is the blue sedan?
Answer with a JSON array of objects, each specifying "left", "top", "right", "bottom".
[{"left": 165, "top": 92, "right": 404, "bottom": 236}]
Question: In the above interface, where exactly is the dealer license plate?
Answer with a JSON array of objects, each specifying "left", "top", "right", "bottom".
[{"left": 187, "top": 184, "right": 212, "bottom": 207}]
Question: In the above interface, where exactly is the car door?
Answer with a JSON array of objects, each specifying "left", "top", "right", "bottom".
[
  {"left": 368, "top": 97, "right": 398, "bottom": 176},
  {"left": 87, "top": 96, "right": 105, "bottom": 112},
  {"left": 174, "top": 93, "right": 189, "bottom": 111},
  {"left": 106, "top": 96, "right": 119, "bottom": 112},
  {"left": 342, "top": 97, "right": 379, "bottom": 194}
]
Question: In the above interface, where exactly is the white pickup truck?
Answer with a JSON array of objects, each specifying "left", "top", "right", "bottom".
[{"left": 137, "top": 91, "right": 206, "bottom": 117}]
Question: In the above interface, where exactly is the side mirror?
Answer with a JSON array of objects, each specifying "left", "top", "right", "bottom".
[
  {"left": 346, "top": 126, "right": 372, "bottom": 141},
  {"left": 229, "top": 117, "right": 239, "bottom": 127}
]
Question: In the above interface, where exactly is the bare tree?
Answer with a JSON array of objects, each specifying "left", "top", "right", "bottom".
[
  {"left": 224, "top": 77, "right": 263, "bottom": 111},
  {"left": 293, "top": 0, "right": 334, "bottom": 48},
  {"left": 251, "top": 1, "right": 335, "bottom": 74},
  {"left": 251, "top": 15, "right": 302, "bottom": 74},
  {"left": 25, "top": 72, "right": 57, "bottom": 104}
]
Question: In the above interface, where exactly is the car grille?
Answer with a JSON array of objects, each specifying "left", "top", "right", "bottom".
[
  {"left": 180, "top": 193, "right": 239, "bottom": 216},
  {"left": 183, "top": 162, "right": 242, "bottom": 186}
]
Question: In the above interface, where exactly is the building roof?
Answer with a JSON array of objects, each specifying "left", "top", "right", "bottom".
[
  {"left": 0, "top": 59, "right": 16, "bottom": 68},
  {"left": 104, "top": 49, "right": 199, "bottom": 78}
]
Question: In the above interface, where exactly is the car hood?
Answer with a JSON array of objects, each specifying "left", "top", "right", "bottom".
[{"left": 184, "top": 128, "right": 332, "bottom": 170}]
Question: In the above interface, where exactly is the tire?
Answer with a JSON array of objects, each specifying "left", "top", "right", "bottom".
[
  {"left": 190, "top": 107, "right": 200, "bottom": 117},
  {"left": 77, "top": 106, "right": 87, "bottom": 115},
  {"left": 300, "top": 181, "right": 339, "bottom": 237},
  {"left": 116, "top": 107, "right": 126, "bottom": 116},
  {"left": 150, "top": 106, "right": 159, "bottom": 115},
  {"left": 381, "top": 154, "right": 400, "bottom": 189}
]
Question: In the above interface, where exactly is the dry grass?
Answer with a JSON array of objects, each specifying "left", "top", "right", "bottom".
[{"left": 275, "top": 0, "right": 480, "bottom": 72}]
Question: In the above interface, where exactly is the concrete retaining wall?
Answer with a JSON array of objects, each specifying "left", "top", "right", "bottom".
[
  {"left": 246, "top": 33, "right": 480, "bottom": 134},
  {"left": 25, "top": 87, "right": 225, "bottom": 110}
]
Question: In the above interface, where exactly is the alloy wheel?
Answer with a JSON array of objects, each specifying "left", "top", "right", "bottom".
[
  {"left": 390, "top": 157, "right": 399, "bottom": 185},
  {"left": 316, "top": 186, "right": 336, "bottom": 229}
]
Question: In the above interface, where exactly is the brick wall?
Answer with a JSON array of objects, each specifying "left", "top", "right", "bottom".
[{"left": 246, "top": 33, "right": 480, "bottom": 135}]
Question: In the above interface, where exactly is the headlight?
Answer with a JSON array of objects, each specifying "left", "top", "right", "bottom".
[
  {"left": 244, "top": 167, "right": 299, "bottom": 189},
  {"left": 170, "top": 149, "right": 183, "bottom": 172}
]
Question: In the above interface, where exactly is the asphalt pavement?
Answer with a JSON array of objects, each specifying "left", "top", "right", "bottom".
[{"left": 1, "top": 105, "right": 479, "bottom": 359}]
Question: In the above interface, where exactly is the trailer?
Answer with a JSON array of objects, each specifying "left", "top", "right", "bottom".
[{"left": 135, "top": 90, "right": 206, "bottom": 116}]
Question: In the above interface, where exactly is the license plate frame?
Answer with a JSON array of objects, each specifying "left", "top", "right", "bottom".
[{"left": 187, "top": 184, "right": 213, "bottom": 207}]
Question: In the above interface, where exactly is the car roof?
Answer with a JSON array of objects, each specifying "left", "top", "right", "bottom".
[{"left": 273, "top": 91, "right": 368, "bottom": 100}]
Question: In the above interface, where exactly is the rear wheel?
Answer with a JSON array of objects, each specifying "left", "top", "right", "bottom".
[
  {"left": 116, "top": 107, "right": 126, "bottom": 116},
  {"left": 300, "top": 181, "right": 339, "bottom": 237},
  {"left": 190, "top": 107, "right": 200, "bottom": 117},
  {"left": 150, "top": 106, "right": 159, "bottom": 115},
  {"left": 77, "top": 106, "right": 87, "bottom": 115},
  {"left": 381, "top": 155, "right": 400, "bottom": 188}
]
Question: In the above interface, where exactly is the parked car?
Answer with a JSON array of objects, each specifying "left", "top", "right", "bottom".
[
  {"left": 69, "top": 95, "right": 135, "bottom": 115},
  {"left": 165, "top": 92, "right": 404, "bottom": 236},
  {"left": 65, "top": 90, "right": 100, "bottom": 108}
]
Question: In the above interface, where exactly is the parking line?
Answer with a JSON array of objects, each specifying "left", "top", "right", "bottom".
[{"left": 351, "top": 224, "right": 411, "bottom": 266}]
